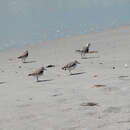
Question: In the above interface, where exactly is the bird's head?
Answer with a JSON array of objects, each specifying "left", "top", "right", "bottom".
[
  {"left": 86, "top": 43, "right": 91, "bottom": 47},
  {"left": 88, "top": 43, "right": 91, "bottom": 47},
  {"left": 24, "top": 50, "right": 28, "bottom": 54}
]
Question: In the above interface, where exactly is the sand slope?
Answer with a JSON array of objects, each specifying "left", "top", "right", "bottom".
[{"left": 0, "top": 25, "right": 130, "bottom": 130}]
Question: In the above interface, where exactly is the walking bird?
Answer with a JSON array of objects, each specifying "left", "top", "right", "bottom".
[
  {"left": 76, "top": 43, "right": 91, "bottom": 58},
  {"left": 17, "top": 50, "right": 28, "bottom": 63},
  {"left": 62, "top": 60, "right": 80, "bottom": 75},
  {"left": 28, "top": 67, "right": 47, "bottom": 82}
]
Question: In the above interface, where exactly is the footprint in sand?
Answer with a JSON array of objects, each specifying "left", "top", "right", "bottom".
[
  {"left": 122, "top": 105, "right": 130, "bottom": 113},
  {"left": 0, "top": 82, "right": 6, "bottom": 85},
  {"left": 17, "top": 104, "right": 31, "bottom": 108},
  {"left": 0, "top": 70, "right": 4, "bottom": 72},
  {"left": 103, "top": 106, "right": 121, "bottom": 114},
  {"left": 19, "top": 114, "right": 36, "bottom": 121}
]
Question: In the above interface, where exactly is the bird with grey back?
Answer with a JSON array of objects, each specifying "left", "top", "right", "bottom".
[
  {"left": 76, "top": 43, "right": 91, "bottom": 58},
  {"left": 28, "top": 67, "right": 47, "bottom": 82},
  {"left": 62, "top": 60, "right": 80, "bottom": 75},
  {"left": 17, "top": 50, "right": 28, "bottom": 63}
]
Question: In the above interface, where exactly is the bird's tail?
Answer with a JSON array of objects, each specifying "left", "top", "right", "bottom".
[
  {"left": 28, "top": 73, "right": 33, "bottom": 76},
  {"left": 17, "top": 56, "right": 22, "bottom": 59},
  {"left": 75, "top": 50, "right": 82, "bottom": 53}
]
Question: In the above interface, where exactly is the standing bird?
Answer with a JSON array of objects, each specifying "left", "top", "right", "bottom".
[
  {"left": 62, "top": 60, "right": 80, "bottom": 75},
  {"left": 17, "top": 50, "right": 28, "bottom": 63},
  {"left": 76, "top": 43, "right": 91, "bottom": 58},
  {"left": 28, "top": 67, "right": 47, "bottom": 82}
]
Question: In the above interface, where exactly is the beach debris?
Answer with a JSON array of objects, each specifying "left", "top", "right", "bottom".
[
  {"left": 80, "top": 102, "right": 98, "bottom": 107},
  {"left": 118, "top": 75, "right": 129, "bottom": 80},
  {"left": 52, "top": 93, "right": 63, "bottom": 97},
  {"left": 118, "top": 76, "right": 128, "bottom": 78},
  {"left": 28, "top": 66, "right": 47, "bottom": 82},
  {"left": 94, "top": 84, "right": 106, "bottom": 88},
  {"left": 52, "top": 94, "right": 59, "bottom": 97},
  {"left": 62, "top": 60, "right": 80, "bottom": 75},
  {"left": 17, "top": 50, "right": 28, "bottom": 63},
  {"left": 46, "top": 64, "right": 55, "bottom": 68},
  {"left": 124, "top": 64, "right": 128, "bottom": 68}
]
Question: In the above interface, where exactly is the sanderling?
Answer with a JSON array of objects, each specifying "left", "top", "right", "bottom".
[
  {"left": 76, "top": 43, "right": 91, "bottom": 58},
  {"left": 17, "top": 50, "right": 28, "bottom": 63},
  {"left": 28, "top": 67, "right": 47, "bottom": 82},
  {"left": 62, "top": 60, "right": 80, "bottom": 75}
]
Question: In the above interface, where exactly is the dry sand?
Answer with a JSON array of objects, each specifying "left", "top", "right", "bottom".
[{"left": 0, "top": 25, "right": 130, "bottom": 130}]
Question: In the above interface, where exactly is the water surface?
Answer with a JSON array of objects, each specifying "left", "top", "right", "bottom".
[{"left": 0, "top": 0, "right": 130, "bottom": 49}]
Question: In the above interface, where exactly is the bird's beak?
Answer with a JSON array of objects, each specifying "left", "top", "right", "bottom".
[
  {"left": 44, "top": 68, "right": 47, "bottom": 71},
  {"left": 77, "top": 61, "right": 80, "bottom": 64}
]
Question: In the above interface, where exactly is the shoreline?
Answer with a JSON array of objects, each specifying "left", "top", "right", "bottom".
[{"left": 0, "top": 24, "right": 130, "bottom": 53}]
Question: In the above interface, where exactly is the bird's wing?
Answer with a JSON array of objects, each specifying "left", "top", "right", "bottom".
[
  {"left": 82, "top": 46, "right": 87, "bottom": 51},
  {"left": 18, "top": 51, "right": 28, "bottom": 58},
  {"left": 66, "top": 62, "right": 75, "bottom": 68}
]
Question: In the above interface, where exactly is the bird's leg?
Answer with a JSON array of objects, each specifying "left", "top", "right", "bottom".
[
  {"left": 84, "top": 53, "right": 85, "bottom": 57},
  {"left": 36, "top": 75, "right": 39, "bottom": 82},
  {"left": 23, "top": 58, "right": 26, "bottom": 63},
  {"left": 87, "top": 48, "right": 89, "bottom": 53},
  {"left": 69, "top": 70, "right": 72, "bottom": 75},
  {"left": 21, "top": 58, "right": 24, "bottom": 63},
  {"left": 81, "top": 52, "right": 83, "bottom": 58}
]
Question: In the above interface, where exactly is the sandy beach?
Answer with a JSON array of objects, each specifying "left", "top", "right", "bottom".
[{"left": 0, "top": 25, "right": 130, "bottom": 130}]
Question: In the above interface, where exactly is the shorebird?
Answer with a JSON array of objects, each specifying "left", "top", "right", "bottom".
[
  {"left": 28, "top": 67, "right": 47, "bottom": 82},
  {"left": 62, "top": 60, "right": 80, "bottom": 75},
  {"left": 17, "top": 50, "right": 28, "bottom": 63},
  {"left": 76, "top": 43, "right": 91, "bottom": 58}
]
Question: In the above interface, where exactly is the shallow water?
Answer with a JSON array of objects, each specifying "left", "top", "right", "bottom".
[{"left": 0, "top": 0, "right": 130, "bottom": 49}]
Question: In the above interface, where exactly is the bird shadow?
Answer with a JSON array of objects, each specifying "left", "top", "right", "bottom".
[
  {"left": 46, "top": 65, "right": 55, "bottom": 68},
  {"left": 0, "top": 82, "right": 6, "bottom": 85},
  {"left": 70, "top": 72, "right": 86, "bottom": 76},
  {"left": 37, "top": 79, "right": 53, "bottom": 82},
  {"left": 118, "top": 76, "right": 130, "bottom": 81},
  {"left": 23, "top": 60, "right": 36, "bottom": 64},
  {"left": 81, "top": 56, "right": 100, "bottom": 59},
  {"left": 88, "top": 51, "right": 98, "bottom": 54}
]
